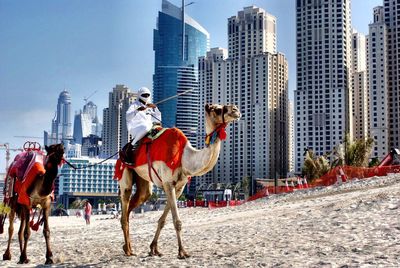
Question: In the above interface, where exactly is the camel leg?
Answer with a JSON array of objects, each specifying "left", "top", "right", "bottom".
[
  {"left": 42, "top": 201, "right": 54, "bottom": 264},
  {"left": 149, "top": 202, "right": 170, "bottom": 256},
  {"left": 119, "top": 168, "right": 134, "bottom": 256},
  {"left": 128, "top": 175, "right": 152, "bottom": 213},
  {"left": 149, "top": 184, "right": 185, "bottom": 257},
  {"left": 3, "top": 208, "right": 16, "bottom": 261},
  {"left": 18, "top": 207, "right": 30, "bottom": 264},
  {"left": 163, "top": 182, "right": 190, "bottom": 259}
]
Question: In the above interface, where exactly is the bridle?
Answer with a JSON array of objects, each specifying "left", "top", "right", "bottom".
[{"left": 204, "top": 106, "right": 228, "bottom": 147}]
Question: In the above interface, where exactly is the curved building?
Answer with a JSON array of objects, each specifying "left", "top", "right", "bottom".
[{"left": 153, "top": 0, "right": 209, "bottom": 144}]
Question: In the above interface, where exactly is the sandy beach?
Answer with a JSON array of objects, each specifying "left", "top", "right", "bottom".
[{"left": 0, "top": 174, "right": 399, "bottom": 267}]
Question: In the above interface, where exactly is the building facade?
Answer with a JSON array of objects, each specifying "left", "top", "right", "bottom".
[
  {"left": 383, "top": 0, "right": 400, "bottom": 153},
  {"left": 198, "top": 6, "right": 289, "bottom": 187},
  {"left": 369, "top": 6, "right": 389, "bottom": 159},
  {"left": 288, "top": 101, "right": 295, "bottom": 175},
  {"left": 101, "top": 85, "right": 136, "bottom": 157},
  {"left": 45, "top": 90, "right": 73, "bottom": 145},
  {"left": 295, "top": 0, "right": 352, "bottom": 172},
  {"left": 57, "top": 158, "right": 118, "bottom": 208},
  {"left": 351, "top": 30, "right": 369, "bottom": 140},
  {"left": 153, "top": 0, "right": 209, "bottom": 145}
]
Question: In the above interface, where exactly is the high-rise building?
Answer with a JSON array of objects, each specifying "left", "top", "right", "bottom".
[
  {"left": 351, "top": 30, "right": 369, "bottom": 140},
  {"left": 45, "top": 90, "right": 73, "bottom": 145},
  {"left": 368, "top": 6, "right": 389, "bottom": 158},
  {"left": 73, "top": 100, "right": 102, "bottom": 156},
  {"left": 295, "top": 0, "right": 352, "bottom": 172},
  {"left": 101, "top": 85, "right": 136, "bottom": 157},
  {"left": 288, "top": 101, "right": 295, "bottom": 175},
  {"left": 73, "top": 112, "right": 92, "bottom": 144},
  {"left": 198, "top": 6, "right": 289, "bottom": 186},
  {"left": 383, "top": 0, "right": 400, "bottom": 153},
  {"left": 153, "top": 0, "right": 209, "bottom": 145}
]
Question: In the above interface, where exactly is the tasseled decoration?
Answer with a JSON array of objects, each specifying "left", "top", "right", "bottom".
[
  {"left": 217, "top": 127, "right": 227, "bottom": 140},
  {"left": 205, "top": 123, "right": 228, "bottom": 146},
  {"left": 29, "top": 208, "right": 43, "bottom": 232}
]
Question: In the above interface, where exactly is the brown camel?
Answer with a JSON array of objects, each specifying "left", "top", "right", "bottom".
[
  {"left": 2, "top": 143, "right": 64, "bottom": 264},
  {"left": 118, "top": 104, "right": 241, "bottom": 258}
]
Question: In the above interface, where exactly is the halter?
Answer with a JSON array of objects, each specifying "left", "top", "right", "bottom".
[{"left": 205, "top": 106, "right": 228, "bottom": 146}]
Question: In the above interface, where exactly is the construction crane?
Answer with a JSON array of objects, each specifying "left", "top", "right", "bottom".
[
  {"left": 14, "top": 135, "right": 43, "bottom": 140},
  {"left": 0, "top": 143, "right": 23, "bottom": 172},
  {"left": 84, "top": 90, "right": 97, "bottom": 104}
]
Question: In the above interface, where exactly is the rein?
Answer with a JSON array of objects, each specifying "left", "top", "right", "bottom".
[{"left": 63, "top": 151, "right": 119, "bottom": 170}]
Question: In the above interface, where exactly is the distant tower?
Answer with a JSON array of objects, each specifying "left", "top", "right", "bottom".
[
  {"left": 57, "top": 90, "right": 73, "bottom": 142},
  {"left": 45, "top": 90, "right": 73, "bottom": 145},
  {"left": 83, "top": 101, "right": 97, "bottom": 122},
  {"left": 153, "top": 0, "right": 209, "bottom": 144},
  {"left": 101, "top": 85, "right": 136, "bottom": 157},
  {"left": 73, "top": 100, "right": 102, "bottom": 146},
  {"left": 351, "top": 29, "right": 368, "bottom": 140}
]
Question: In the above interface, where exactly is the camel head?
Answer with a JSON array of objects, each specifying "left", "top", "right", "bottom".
[
  {"left": 204, "top": 104, "right": 241, "bottom": 126},
  {"left": 44, "top": 143, "right": 65, "bottom": 167}
]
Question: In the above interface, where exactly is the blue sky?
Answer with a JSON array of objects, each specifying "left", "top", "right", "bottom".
[{"left": 0, "top": 0, "right": 381, "bottom": 171}]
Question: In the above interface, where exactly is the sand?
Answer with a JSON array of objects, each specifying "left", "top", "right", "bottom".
[{"left": 0, "top": 174, "right": 399, "bottom": 267}]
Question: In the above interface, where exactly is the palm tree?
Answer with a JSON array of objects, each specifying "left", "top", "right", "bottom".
[
  {"left": 302, "top": 149, "right": 330, "bottom": 181},
  {"left": 332, "top": 134, "right": 374, "bottom": 167}
]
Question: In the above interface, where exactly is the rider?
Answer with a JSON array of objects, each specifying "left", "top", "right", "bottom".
[{"left": 126, "top": 86, "right": 162, "bottom": 147}]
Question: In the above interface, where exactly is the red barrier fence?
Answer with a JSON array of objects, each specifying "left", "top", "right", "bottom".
[{"left": 180, "top": 165, "right": 400, "bottom": 210}]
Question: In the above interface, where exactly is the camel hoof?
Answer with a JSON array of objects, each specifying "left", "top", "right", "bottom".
[
  {"left": 123, "top": 244, "right": 135, "bottom": 256},
  {"left": 177, "top": 251, "right": 190, "bottom": 259},
  {"left": 18, "top": 257, "right": 29, "bottom": 264},
  {"left": 3, "top": 252, "right": 11, "bottom": 261},
  {"left": 45, "top": 257, "right": 54, "bottom": 264},
  {"left": 149, "top": 249, "right": 163, "bottom": 257}
]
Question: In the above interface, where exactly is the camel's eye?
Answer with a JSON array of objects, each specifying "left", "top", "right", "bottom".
[{"left": 214, "top": 108, "right": 222, "bottom": 116}]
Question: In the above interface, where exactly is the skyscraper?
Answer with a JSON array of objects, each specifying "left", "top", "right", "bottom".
[
  {"left": 101, "top": 85, "right": 136, "bottom": 157},
  {"left": 368, "top": 6, "right": 388, "bottom": 158},
  {"left": 351, "top": 30, "right": 369, "bottom": 140},
  {"left": 153, "top": 0, "right": 209, "bottom": 145},
  {"left": 295, "top": 0, "right": 352, "bottom": 172},
  {"left": 73, "top": 101, "right": 102, "bottom": 146},
  {"left": 45, "top": 90, "right": 73, "bottom": 145},
  {"left": 383, "top": 0, "right": 400, "bottom": 153},
  {"left": 198, "top": 7, "right": 289, "bottom": 186}
]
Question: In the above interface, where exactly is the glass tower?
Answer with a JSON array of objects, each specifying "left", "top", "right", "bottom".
[{"left": 153, "top": 0, "right": 209, "bottom": 144}]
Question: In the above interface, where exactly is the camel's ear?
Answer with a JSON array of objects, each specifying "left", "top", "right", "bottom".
[
  {"left": 205, "top": 104, "right": 211, "bottom": 113},
  {"left": 45, "top": 145, "right": 50, "bottom": 153}
]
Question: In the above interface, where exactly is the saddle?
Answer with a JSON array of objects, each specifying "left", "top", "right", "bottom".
[
  {"left": 119, "top": 126, "right": 167, "bottom": 166},
  {"left": 6, "top": 150, "right": 46, "bottom": 207},
  {"left": 114, "top": 127, "right": 187, "bottom": 182}
]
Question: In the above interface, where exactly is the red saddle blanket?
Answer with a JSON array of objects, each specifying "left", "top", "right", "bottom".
[
  {"left": 7, "top": 151, "right": 46, "bottom": 207},
  {"left": 114, "top": 128, "right": 188, "bottom": 180}
]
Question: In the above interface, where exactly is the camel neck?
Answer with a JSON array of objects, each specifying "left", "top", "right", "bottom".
[{"left": 39, "top": 164, "right": 58, "bottom": 196}]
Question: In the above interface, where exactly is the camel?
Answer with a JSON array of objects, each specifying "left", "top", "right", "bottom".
[
  {"left": 2, "top": 143, "right": 64, "bottom": 264},
  {"left": 118, "top": 104, "right": 241, "bottom": 258}
]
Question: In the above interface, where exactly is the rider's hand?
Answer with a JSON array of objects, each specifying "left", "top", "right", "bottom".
[
  {"left": 137, "top": 106, "right": 146, "bottom": 111},
  {"left": 147, "top": 103, "right": 156, "bottom": 109}
]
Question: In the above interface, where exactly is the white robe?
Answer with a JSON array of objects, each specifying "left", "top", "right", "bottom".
[{"left": 126, "top": 100, "right": 162, "bottom": 145}]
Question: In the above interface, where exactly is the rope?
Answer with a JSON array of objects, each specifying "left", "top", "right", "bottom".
[{"left": 63, "top": 151, "right": 119, "bottom": 170}]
